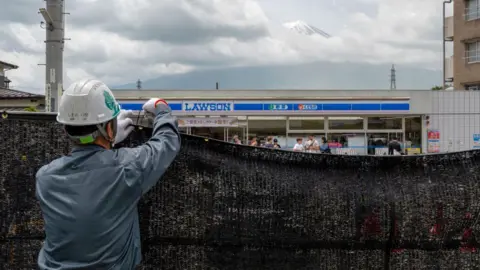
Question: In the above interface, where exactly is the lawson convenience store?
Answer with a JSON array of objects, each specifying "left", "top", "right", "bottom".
[{"left": 113, "top": 89, "right": 431, "bottom": 155}]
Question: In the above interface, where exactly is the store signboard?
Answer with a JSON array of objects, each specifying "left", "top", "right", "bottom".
[
  {"left": 265, "top": 104, "right": 292, "bottom": 111},
  {"left": 119, "top": 101, "right": 410, "bottom": 112},
  {"left": 183, "top": 101, "right": 233, "bottom": 112},
  {"left": 473, "top": 134, "right": 480, "bottom": 149},
  {"left": 178, "top": 117, "right": 238, "bottom": 127},
  {"left": 427, "top": 129, "right": 440, "bottom": 153}
]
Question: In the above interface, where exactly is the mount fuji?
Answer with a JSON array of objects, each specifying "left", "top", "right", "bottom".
[{"left": 283, "top": 20, "right": 331, "bottom": 38}]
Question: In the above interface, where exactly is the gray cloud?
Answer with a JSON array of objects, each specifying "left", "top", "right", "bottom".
[
  {"left": 0, "top": 0, "right": 448, "bottom": 93},
  {"left": 0, "top": 0, "right": 42, "bottom": 25},
  {"left": 67, "top": 0, "right": 270, "bottom": 44}
]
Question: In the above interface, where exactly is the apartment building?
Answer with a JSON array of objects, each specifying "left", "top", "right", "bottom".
[{"left": 446, "top": 0, "right": 480, "bottom": 90}]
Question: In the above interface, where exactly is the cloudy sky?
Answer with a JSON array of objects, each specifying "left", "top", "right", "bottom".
[{"left": 0, "top": 0, "right": 452, "bottom": 93}]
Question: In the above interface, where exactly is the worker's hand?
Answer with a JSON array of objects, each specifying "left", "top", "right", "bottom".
[
  {"left": 142, "top": 98, "right": 169, "bottom": 115},
  {"left": 117, "top": 109, "right": 134, "bottom": 121},
  {"left": 114, "top": 110, "right": 135, "bottom": 145}
]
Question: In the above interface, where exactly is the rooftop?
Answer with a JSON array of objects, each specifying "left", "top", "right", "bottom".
[
  {"left": 0, "top": 60, "right": 19, "bottom": 70},
  {"left": 0, "top": 88, "right": 44, "bottom": 99}
]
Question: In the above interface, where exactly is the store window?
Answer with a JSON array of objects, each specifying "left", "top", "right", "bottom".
[
  {"left": 288, "top": 117, "right": 324, "bottom": 130},
  {"left": 405, "top": 116, "right": 422, "bottom": 154},
  {"left": 248, "top": 116, "right": 287, "bottom": 146},
  {"left": 328, "top": 117, "right": 364, "bottom": 130},
  {"left": 367, "top": 133, "right": 404, "bottom": 155},
  {"left": 367, "top": 117, "right": 402, "bottom": 130},
  {"left": 327, "top": 133, "right": 366, "bottom": 155},
  {"left": 226, "top": 116, "right": 247, "bottom": 144},
  {"left": 190, "top": 127, "right": 224, "bottom": 140},
  {"left": 227, "top": 127, "right": 246, "bottom": 144},
  {"left": 285, "top": 133, "right": 326, "bottom": 149}
]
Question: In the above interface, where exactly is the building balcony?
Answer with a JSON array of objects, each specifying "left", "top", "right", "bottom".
[
  {"left": 445, "top": 56, "right": 454, "bottom": 82},
  {"left": 444, "top": 16, "right": 454, "bottom": 41}
]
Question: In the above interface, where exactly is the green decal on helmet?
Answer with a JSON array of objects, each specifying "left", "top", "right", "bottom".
[{"left": 103, "top": 90, "right": 120, "bottom": 116}]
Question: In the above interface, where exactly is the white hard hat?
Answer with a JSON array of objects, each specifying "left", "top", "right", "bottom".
[{"left": 57, "top": 79, "right": 121, "bottom": 126}]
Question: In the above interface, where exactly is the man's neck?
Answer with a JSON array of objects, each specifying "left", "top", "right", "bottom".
[{"left": 94, "top": 137, "right": 111, "bottom": 149}]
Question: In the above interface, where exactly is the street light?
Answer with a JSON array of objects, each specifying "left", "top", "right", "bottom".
[
  {"left": 38, "top": 8, "right": 54, "bottom": 31},
  {"left": 442, "top": 0, "right": 453, "bottom": 90}
]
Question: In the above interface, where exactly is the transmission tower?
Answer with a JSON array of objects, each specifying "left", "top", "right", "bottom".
[
  {"left": 390, "top": 64, "right": 396, "bottom": 90},
  {"left": 136, "top": 79, "right": 142, "bottom": 90}
]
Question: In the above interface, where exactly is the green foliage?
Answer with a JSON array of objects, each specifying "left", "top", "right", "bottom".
[{"left": 24, "top": 106, "right": 37, "bottom": 112}]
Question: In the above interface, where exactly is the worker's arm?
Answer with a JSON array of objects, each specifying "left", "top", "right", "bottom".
[{"left": 120, "top": 99, "right": 181, "bottom": 195}]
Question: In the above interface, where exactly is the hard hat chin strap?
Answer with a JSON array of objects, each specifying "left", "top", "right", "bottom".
[{"left": 67, "top": 118, "right": 118, "bottom": 147}]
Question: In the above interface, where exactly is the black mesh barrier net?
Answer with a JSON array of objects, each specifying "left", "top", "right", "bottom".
[{"left": 1, "top": 115, "right": 480, "bottom": 269}]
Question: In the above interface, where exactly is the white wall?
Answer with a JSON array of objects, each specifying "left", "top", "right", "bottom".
[{"left": 429, "top": 91, "right": 480, "bottom": 152}]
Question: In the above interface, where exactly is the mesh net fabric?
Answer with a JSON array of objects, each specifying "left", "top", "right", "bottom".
[{"left": 1, "top": 116, "right": 480, "bottom": 269}]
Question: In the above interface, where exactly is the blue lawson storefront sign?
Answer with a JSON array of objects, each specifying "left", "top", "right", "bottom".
[{"left": 119, "top": 101, "right": 410, "bottom": 112}]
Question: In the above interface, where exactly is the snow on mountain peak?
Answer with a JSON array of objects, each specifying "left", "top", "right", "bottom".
[{"left": 283, "top": 20, "right": 331, "bottom": 38}]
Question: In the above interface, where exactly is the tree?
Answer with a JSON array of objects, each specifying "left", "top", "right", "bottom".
[
  {"left": 431, "top": 85, "right": 443, "bottom": 90},
  {"left": 24, "top": 106, "right": 37, "bottom": 112}
]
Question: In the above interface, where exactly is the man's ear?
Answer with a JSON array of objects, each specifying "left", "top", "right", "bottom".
[{"left": 106, "top": 121, "right": 114, "bottom": 140}]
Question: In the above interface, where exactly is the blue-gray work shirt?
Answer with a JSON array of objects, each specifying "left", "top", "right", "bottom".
[{"left": 35, "top": 104, "right": 180, "bottom": 270}]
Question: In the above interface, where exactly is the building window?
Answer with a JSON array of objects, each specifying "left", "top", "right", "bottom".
[
  {"left": 327, "top": 133, "right": 366, "bottom": 155},
  {"left": 466, "top": 41, "right": 480, "bottom": 63},
  {"left": 285, "top": 133, "right": 325, "bottom": 149},
  {"left": 328, "top": 117, "right": 364, "bottom": 130},
  {"left": 288, "top": 117, "right": 324, "bottom": 131},
  {"left": 466, "top": 84, "right": 480, "bottom": 90},
  {"left": 367, "top": 117, "right": 402, "bottom": 130},
  {"left": 248, "top": 116, "right": 287, "bottom": 145},
  {"left": 466, "top": 0, "right": 480, "bottom": 21},
  {"left": 405, "top": 117, "right": 422, "bottom": 154}
]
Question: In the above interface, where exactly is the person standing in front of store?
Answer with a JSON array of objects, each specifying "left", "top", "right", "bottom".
[
  {"left": 320, "top": 137, "right": 331, "bottom": 154},
  {"left": 388, "top": 137, "right": 402, "bottom": 155},
  {"left": 305, "top": 135, "right": 319, "bottom": 153},
  {"left": 250, "top": 137, "right": 258, "bottom": 146},
  {"left": 232, "top": 135, "right": 242, "bottom": 144},
  {"left": 273, "top": 138, "right": 281, "bottom": 149},
  {"left": 264, "top": 136, "right": 275, "bottom": 148},
  {"left": 293, "top": 137, "right": 305, "bottom": 152}
]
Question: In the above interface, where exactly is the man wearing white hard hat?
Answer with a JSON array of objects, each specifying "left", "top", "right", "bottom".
[{"left": 35, "top": 79, "right": 181, "bottom": 269}]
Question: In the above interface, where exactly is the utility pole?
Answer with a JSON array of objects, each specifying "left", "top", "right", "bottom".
[
  {"left": 39, "top": 0, "right": 65, "bottom": 112},
  {"left": 390, "top": 64, "right": 396, "bottom": 90}
]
